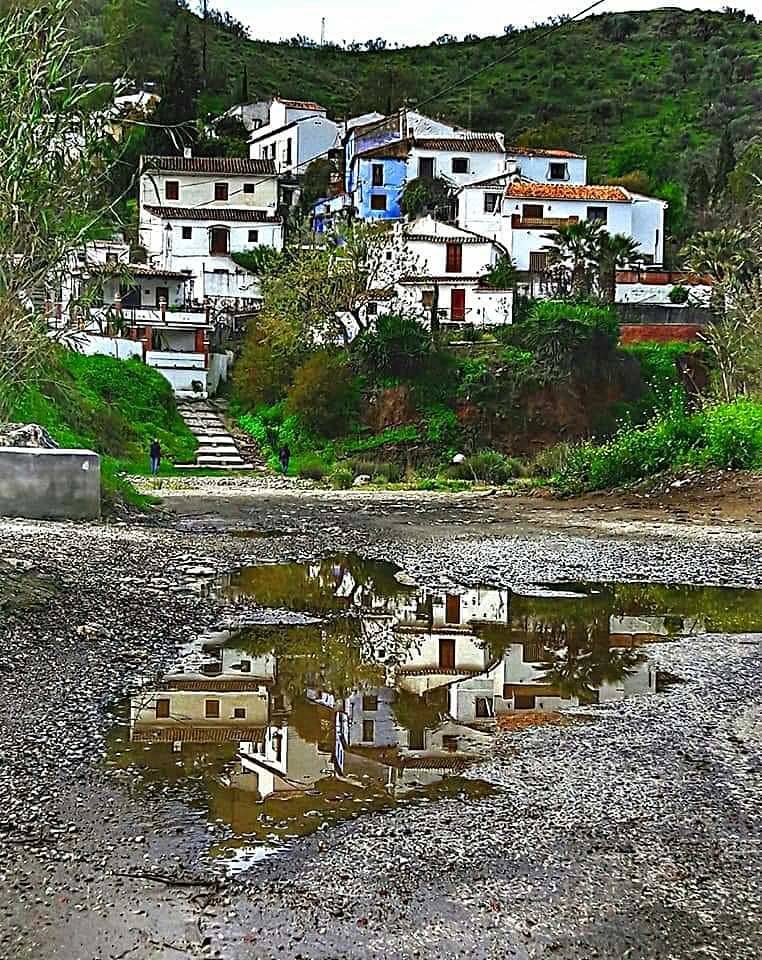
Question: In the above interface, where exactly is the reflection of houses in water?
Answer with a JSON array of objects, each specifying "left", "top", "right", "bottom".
[{"left": 130, "top": 647, "right": 275, "bottom": 745}]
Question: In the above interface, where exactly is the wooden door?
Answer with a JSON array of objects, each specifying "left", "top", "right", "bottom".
[
  {"left": 445, "top": 593, "right": 461, "bottom": 624},
  {"left": 451, "top": 288, "right": 466, "bottom": 321},
  {"left": 419, "top": 157, "right": 435, "bottom": 179},
  {"left": 439, "top": 636, "right": 456, "bottom": 668}
]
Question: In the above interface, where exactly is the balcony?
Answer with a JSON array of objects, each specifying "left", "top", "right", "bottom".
[{"left": 511, "top": 214, "right": 580, "bottom": 230}]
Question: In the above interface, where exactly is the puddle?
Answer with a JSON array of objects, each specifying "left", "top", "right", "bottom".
[
  {"left": 228, "top": 529, "right": 288, "bottom": 540},
  {"left": 0, "top": 565, "right": 57, "bottom": 610},
  {"left": 108, "top": 554, "right": 762, "bottom": 872}
]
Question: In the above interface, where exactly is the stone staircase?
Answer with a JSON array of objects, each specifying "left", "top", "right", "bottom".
[{"left": 176, "top": 400, "right": 249, "bottom": 470}]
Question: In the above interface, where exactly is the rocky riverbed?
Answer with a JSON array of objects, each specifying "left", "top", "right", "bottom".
[{"left": 0, "top": 488, "right": 760, "bottom": 960}]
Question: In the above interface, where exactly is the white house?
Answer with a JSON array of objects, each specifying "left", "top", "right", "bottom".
[
  {"left": 138, "top": 154, "right": 283, "bottom": 305},
  {"left": 459, "top": 180, "right": 667, "bottom": 274},
  {"left": 392, "top": 216, "right": 513, "bottom": 326},
  {"left": 504, "top": 145, "right": 587, "bottom": 185},
  {"left": 248, "top": 97, "right": 339, "bottom": 176}
]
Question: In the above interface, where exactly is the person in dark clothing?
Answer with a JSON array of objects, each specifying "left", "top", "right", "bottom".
[
  {"left": 149, "top": 438, "right": 162, "bottom": 476},
  {"left": 278, "top": 444, "right": 290, "bottom": 475}
]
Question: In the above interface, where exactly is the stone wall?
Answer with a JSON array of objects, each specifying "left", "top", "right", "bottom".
[{"left": 0, "top": 448, "right": 101, "bottom": 521}]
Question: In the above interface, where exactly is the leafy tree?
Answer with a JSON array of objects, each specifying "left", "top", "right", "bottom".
[
  {"left": 0, "top": 0, "right": 119, "bottom": 416},
  {"left": 482, "top": 255, "right": 517, "bottom": 290},
  {"left": 286, "top": 350, "right": 360, "bottom": 436},
  {"left": 301, "top": 158, "right": 335, "bottom": 209},
  {"left": 725, "top": 142, "right": 762, "bottom": 220},
  {"left": 601, "top": 14, "right": 639, "bottom": 42},
  {"left": 687, "top": 163, "right": 712, "bottom": 213},
  {"left": 399, "top": 177, "right": 455, "bottom": 219},
  {"left": 597, "top": 233, "right": 641, "bottom": 303},
  {"left": 355, "top": 313, "right": 432, "bottom": 378}
]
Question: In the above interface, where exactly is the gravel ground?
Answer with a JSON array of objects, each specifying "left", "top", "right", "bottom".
[{"left": 0, "top": 489, "right": 760, "bottom": 960}]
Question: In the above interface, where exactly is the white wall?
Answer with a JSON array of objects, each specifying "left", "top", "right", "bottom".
[
  {"left": 251, "top": 116, "right": 339, "bottom": 175},
  {"left": 140, "top": 170, "right": 277, "bottom": 211},
  {"left": 505, "top": 153, "right": 587, "bottom": 185},
  {"left": 67, "top": 333, "right": 143, "bottom": 360},
  {"left": 630, "top": 195, "right": 667, "bottom": 264},
  {"left": 407, "top": 148, "right": 505, "bottom": 187},
  {"left": 615, "top": 281, "right": 711, "bottom": 306}
]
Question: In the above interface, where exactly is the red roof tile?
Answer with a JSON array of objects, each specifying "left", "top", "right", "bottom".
[
  {"left": 145, "top": 205, "right": 282, "bottom": 223},
  {"left": 142, "top": 156, "right": 276, "bottom": 176},
  {"left": 506, "top": 145, "right": 582, "bottom": 159},
  {"left": 414, "top": 136, "right": 503, "bottom": 153},
  {"left": 132, "top": 726, "right": 266, "bottom": 743},
  {"left": 504, "top": 182, "right": 630, "bottom": 202},
  {"left": 276, "top": 97, "right": 326, "bottom": 112}
]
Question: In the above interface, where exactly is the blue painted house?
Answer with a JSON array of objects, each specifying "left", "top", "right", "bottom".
[{"left": 348, "top": 141, "right": 409, "bottom": 222}]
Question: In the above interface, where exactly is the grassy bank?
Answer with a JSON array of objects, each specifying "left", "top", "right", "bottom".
[
  {"left": 555, "top": 398, "right": 762, "bottom": 494},
  {"left": 9, "top": 352, "right": 197, "bottom": 509}
]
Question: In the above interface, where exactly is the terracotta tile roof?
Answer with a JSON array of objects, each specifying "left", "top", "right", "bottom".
[
  {"left": 89, "top": 262, "right": 189, "bottom": 280},
  {"left": 355, "top": 140, "right": 411, "bottom": 161},
  {"left": 276, "top": 97, "right": 325, "bottom": 112},
  {"left": 506, "top": 145, "right": 582, "bottom": 159},
  {"left": 504, "top": 182, "right": 631, "bottom": 202},
  {"left": 413, "top": 136, "right": 503, "bottom": 153},
  {"left": 398, "top": 275, "right": 483, "bottom": 285},
  {"left": 160, "top": 678, "right": 273, "bottom": 691},
  {"left": 405, "top": 234, "right": 487, "bottom": 245},
  {"left": 132, "top": 726, "right": 267, "bottom": 743},
  {"left": 142, "top": 155, "right": 276, "bottom": 176},
  {"left": 145, "top": 205, "right": 282, "bottom": 223}
]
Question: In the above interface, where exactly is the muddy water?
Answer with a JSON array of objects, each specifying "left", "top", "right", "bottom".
[{"left": 107, "top": 554, "right": 762, "bottom": 872}]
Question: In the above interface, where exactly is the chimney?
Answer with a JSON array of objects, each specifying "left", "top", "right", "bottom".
[{"left": 183, "top": 146, "right": 192, "bottom": 159}]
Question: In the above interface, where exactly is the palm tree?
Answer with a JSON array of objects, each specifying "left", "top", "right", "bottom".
[
  {"left": 596, "top": 232, "right": 640, "bottom": 303},
  {"left": 543, "top": 220, "right": 602, "bottom": 298},
  {"left": 681, "top": 227, "right": 757, "bottom": 287}
]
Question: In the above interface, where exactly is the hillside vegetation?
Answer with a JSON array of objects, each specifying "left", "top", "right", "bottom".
[{"left": 82, "top": 4, "right": 762, "bottom": 236}]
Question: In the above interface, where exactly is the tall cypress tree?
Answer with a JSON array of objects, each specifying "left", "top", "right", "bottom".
[
  {"left": 240, "top": 63, "right": 249, "bottom": 103},
  {"left": 714, "top": 126, "right": 736, "bottom": 199},
  {"left": 147, "top": 23, "right": 201, "bottom": 153}
]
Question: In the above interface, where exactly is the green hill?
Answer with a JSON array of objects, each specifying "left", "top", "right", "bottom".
[{"left": 83, "top": 3, "right": 762, "bottom": 235}]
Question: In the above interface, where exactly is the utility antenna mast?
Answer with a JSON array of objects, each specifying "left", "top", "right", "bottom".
[{"left": 321, "top": 17, "right": 326, "bottom": 47}]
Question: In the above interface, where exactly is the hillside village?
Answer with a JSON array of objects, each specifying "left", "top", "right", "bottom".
[{"left": 52, "top": 93, "right": 711, "bottom": 400}]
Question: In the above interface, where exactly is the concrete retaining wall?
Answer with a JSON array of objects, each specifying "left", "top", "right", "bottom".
[{"left": 0, "top": 448, "right": 101, "bottom": 520}]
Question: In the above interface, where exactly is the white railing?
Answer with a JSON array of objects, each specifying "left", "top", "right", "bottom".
[{"left": 145, "top": 351, "right": 206, "bottom": 370}]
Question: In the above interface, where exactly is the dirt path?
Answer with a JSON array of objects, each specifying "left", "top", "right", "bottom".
[{"left": 0, "top": 482, "right": 760, "bottom": 959}]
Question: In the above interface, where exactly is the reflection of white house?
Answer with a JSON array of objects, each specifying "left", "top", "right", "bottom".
[
  {"left": 138, "top": 154, "right": 283, "bottom": 305},
  {"left": 240, "top": 720, "right": 334, "bottom": 798}
]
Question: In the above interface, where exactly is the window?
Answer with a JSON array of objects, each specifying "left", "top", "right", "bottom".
[
  {"left": 155, "top": 698, "right": 170, "bottom": 718},
  {"left": 522, "top": 203, "right": 544, "bottom": 221},
  {"left": 587, "top": 206, "right": 608, "bottom": 224},
  {"left": 233, "top": 707, "right": 246, "bottom": 719},
  {"left": 366, "top": 302, "right": 378, "bottom": 316},
  {"left": 106, "top": 252, "right": 119, "bottom": 264},
  {"left": 451, "top": 157, "right": 469, "bottom": 174},
  {"left": 445, "top": 594, "right": 461, "bottom": 624},
  {"left": 421, "top": 290, "right": 435, "bottom": 308},
  {"left": 181, "top": 226, "right": 192, "bottom": 240},
  {"left": 155, "top": 286, "right": 169, "bottom": 308},
  {"left": 442, "top": 735, "right": 459, "bottom": 753},
  {"left": 214, "top": 182, "right": 229, "bottom": 201},
  {"left": 248, "top": 230, "right": 259, "bottom": 243},
  {"left": 371, "top": 163, "right": 384, "bottom": 186},
  {"left": 165, "top": 180, "right": 179, "bottom": 201},
  {"left": 370, "top": 194, "right": 387, "bottom": 211},
  {"left": 285, "top": 139, "right": 292, "bottom": 165},
  {"left": 362, "top": 694, "right": 378, "bottom": 712},
  {"left": 209, "top": 227, "right": 229, "bottom": 255},
  {"left": 514, "top": 693, "right": 537, "bottom": 710},
  {"left": 362, "top": 719, "right": 375, "bottom": 742},
  {"left": 408, "top": 728, "right": 425, "bottom": 750},
  {"left": 418, "top": 156, "right": 435, "bottom": 179},
  {"left": 549, "top": 162, "right": 568, "bottom": 180},
  {"left": 239, "top": 660, "right": 251, "bottom": 673},
  {"left": 484, "top": 192, "right": 500, "bottom": 213},
  {"left": 445, "top": 242, "right": 463, "bottom": 273},
  {"left": 529, "top": 251, "right": 548, "bottom": 273},
  {"left": 272, "top": 732, "right": 283, "bottom": 761},
  {"left": 243, "top": 183, "right": 256, "bottom": 194},
  {"left": 205, "top": 699, "right": 220, "bottom": 719}
]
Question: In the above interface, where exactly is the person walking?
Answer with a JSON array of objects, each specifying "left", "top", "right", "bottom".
[
  {"left": 149, "top": 438, "right": 162, "bottom": 476},
  {"left": 278, "top": 443, "right": 290, "bottom": 475}
]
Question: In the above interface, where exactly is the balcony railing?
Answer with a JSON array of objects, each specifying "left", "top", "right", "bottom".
[{"left": 511, "top": 214, "right": 580, "bottom": 230}]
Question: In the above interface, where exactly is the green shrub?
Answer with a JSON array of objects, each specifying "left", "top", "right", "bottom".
[
  {"left": 330, "top": 466, "right": 353, "bottom": 489},
  {"left": 286, "top": 351, "right": 360, "bottom": 438},
  {"left": 528, "top": 442, "right": 574, "bottom": 478},
  {"left": 701, "top": 400, "right": 762, "bottom": 469},
  {"left": 668, "top": 285, "right": 690, "bottom": 304},
  {"left": 294, "top": 454, "right": 329, "bottom": 480},
  {"left": 448, "top": 451, "right": 524, "bottom": 484},
  {"left": 356, "top": 313, "right": 432, "bottom": 379},
  {"left": 424, "top": 404, "right": 461, "bottom": 447},
  {"left": 516, "top": 300, "right": 620, "bottom": 381},
  {"left": 344, "top": 425, "right": 420, "bottom": 453}
]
